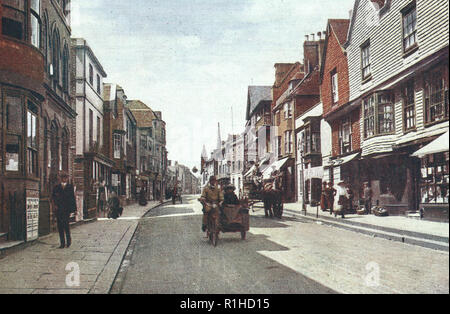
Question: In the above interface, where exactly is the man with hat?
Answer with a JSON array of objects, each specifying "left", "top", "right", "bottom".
[
  {"left": 52, "top": 171, "right": 77, "bottom": 248},
  {"left": 199, "top": 176, "right": 223, "bottom": 232}
]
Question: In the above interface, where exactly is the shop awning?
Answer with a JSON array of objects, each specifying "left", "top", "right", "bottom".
[
  {"left": 333, "top": 152, "right": 360, "bottom": 166},
  {"left": 411, "top": 131, "right": 449, "bottom": 158},
  {"left": 263, "top": 157, "right": 290, "bottom": 179},
  {"left": 244, "top": 165, "right": 256, "bottom": 178}
]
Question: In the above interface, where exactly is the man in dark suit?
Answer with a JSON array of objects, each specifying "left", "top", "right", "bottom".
[{"left": 52, "top": 172, "right": 77, "bottom": 249}]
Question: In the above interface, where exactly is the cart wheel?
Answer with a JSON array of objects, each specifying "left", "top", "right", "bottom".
[{"left": 241, "top": 231, "right": 246, "bottom": 240}]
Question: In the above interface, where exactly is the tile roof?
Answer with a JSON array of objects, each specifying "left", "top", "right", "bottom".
[
  {"left": 246, "top": 86, "right": 272, "bottom": 120},
  {"left": 329, "top": 19, "right": 350, "bottom": 47},
  {"left": 127, "top": 100, "right": 156, "bottom": 128}
]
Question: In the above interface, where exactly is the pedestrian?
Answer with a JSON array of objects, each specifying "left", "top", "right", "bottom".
[
  {"left": 327, "top": 181, "right": 337, "bottom": 215},
  {"left": 98, "top": 178, "right": 108, "bottom": 216},
  {"left": 52, "top": 172, "right": 77, "bottom": 249},
  {"left": 335, "top": 181, "right": 348, "bottom": 219},
  {"left": 320, "top": 181, "right": 329, "bottom": 212},
  {"left": 108, "top": 191, "right": 123, "bottom": 219},
  {"left": 347, "top": 184, "right": 354, "bottom": 213},
  {"left": 363, "top": 182, "right": 373, "bottom": 214}
]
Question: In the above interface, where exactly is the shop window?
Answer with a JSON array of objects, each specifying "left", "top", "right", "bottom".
[
  {"left": 339, "top": 117, "right": 352, "bottom": 155},
  {"left": 420, "top": 153, "right": 449, "bottom": 204},
  {"left": 6, "top": 96, "right": 22, "bottom": 130},
  {"left": 5, "top": 135, "right": 20, "bottom": 172},
  {"left": 424, "top": 68, "right": 449, "bottom": 124},
  {"left": 402, "top": 79, "right": 416, "bottom": 130}
]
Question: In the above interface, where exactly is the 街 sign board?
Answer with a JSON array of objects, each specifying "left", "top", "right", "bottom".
[{"left": 26, "top": 190, "right": 39, "bottom": 241}]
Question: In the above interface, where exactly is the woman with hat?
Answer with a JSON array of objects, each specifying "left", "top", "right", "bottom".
[{"left": 335, "top": 180, "right": 348, "bottom": 218}]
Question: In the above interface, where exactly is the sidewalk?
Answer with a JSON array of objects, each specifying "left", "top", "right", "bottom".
[
  {"left": 0, "top": 200, "right": 167, "bottom": 294},
  {"left": 282, "top": 203, "right": 449, "bottom": 252}
]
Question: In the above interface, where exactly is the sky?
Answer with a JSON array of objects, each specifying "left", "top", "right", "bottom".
[{"left": 71, "top": 0, "right": 356, "bottom": 170}]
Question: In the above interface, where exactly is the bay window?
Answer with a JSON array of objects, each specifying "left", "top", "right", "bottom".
[
  {"left": 363, "top": 91, "right": 394, "bottom": 138},
  {"left": 1, "top": 2, "right": 25, "bottom": 41},
  {"left": 303, "top": 119, "right": 321, "bottom": 156},
  {"left": 30, "top": 0, "right": 41, "bottom": 48},
  {"left": 377, "top": 93, "right": 394, "bottom": 134},
  {"left": 27, "top": 104, "right": 38, "bottom": 176}
]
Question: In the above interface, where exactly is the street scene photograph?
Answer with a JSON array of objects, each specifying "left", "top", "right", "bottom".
[{"left": 0, "top": 0, "right": 449, "bottom": 300}]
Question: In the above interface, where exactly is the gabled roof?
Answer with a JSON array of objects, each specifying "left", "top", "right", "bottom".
[
  {"left": 344, "top": 0, "right": 392, "bottom": 48},
  {"left": 293, "top": 69, "right": 320, "bottom": 96},
  {"left": 329, "top": 19, "right": 350, "bottom": 47},
  {"left": 246, "top": 86, "right": 272, "bottom": 120},
  {"left": 320, "top": 19, "right": 350, "bottom": 82},
  {"left": 127, "top": 100, "right": 156, "bottom": 128}
]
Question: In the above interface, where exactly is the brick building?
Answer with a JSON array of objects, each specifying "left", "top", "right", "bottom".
[
  {"left": 270, "top": 64, "right": 303, "bottom": 202},
  {"left": 128, "top": 100, "right": 157, "bottom": 201},
  {"left": 0, "top": 0, "right": 75, "bottom": 242},
  {"left": 319, "top": 19, "right": 361, "bottom": 197},
  {"left": 102, "top": 84, "right": 137, "bottom": 205}
]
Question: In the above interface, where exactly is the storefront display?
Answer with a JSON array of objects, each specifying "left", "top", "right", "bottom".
[{"left": 420, "top": 152, "right": 449, "bottom": 204}]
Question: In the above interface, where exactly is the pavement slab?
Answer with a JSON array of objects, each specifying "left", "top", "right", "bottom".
[{"left": 0, "top": 201, "right": 166, "bottom": 294}]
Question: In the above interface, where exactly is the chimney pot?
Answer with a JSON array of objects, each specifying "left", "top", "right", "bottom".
[
  {"left": 305, "top": 35, "right": 309, "bottom": 41},
  {"left": 311, "top": 34, "right": 315, "bottom": 41}
]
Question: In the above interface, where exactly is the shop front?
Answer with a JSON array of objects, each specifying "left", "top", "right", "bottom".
[{"left": 412, "top": 131, "right": 449, "bottom": 222}]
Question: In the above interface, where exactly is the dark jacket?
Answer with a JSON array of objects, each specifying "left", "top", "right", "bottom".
[
  {"left": 224, "top": 192, "right": 240, "bottom": 205},
  {"left": 52, "top": 183, "right": 77, "bottom": 215}
]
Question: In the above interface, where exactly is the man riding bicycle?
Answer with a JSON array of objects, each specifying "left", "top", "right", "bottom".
[{"left": 199, "top": 176, "right": 223, "bottom": 232}]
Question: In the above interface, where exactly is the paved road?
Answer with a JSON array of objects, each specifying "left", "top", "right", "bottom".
[
  {"left": 111, "top": 196, "right": 335, "bottom": 294},
  {"left": 111, "top": 196, "right": 449, "bottom": 294}
]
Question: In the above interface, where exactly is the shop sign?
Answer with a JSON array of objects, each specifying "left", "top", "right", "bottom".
[{"left": 26, "top": 190, "right": 39, "bottom": 241}]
